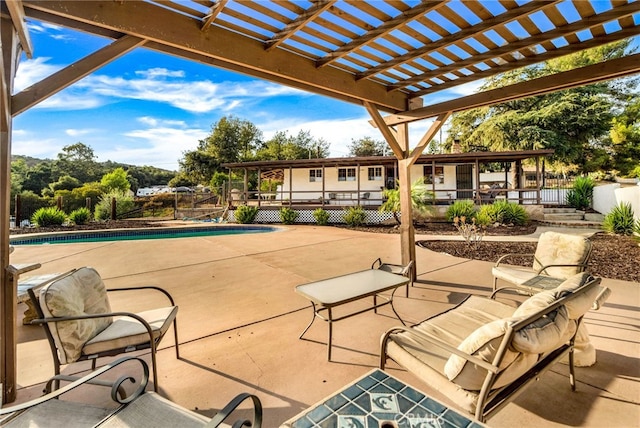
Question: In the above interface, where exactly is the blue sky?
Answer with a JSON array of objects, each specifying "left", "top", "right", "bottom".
[
  {"left": 12, "top": 20, "right": 483, "bottom": 171},
  {"left": 11, "top": 14, "right": 638, "bottom": 171}
]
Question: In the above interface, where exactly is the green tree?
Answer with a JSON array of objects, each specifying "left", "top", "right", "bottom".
[
  {"left": 379, "top": 178, "right": 435, "bottom": 225},
  {"left": 608, "top": 97, "right": 640, "bottom": 176},
  {"left": 256, "top": 130, "right": 330, "bottom": 160},
  {"left": 55, "top": 143, "right": 101, "bottom": 182},
  {"left": 100, "top": 167, "right": 131, "bottom": 192},
  {"left": 45, "top": 175, "right": 82, "bottom": 196},
  {"left": 348, "top": 137, "right": 386, "bottom": 156},
  {"left": 21, "top": 161, "right": 56, "bottom": 195},
  {"left": 447, "top": 41, "right": 636, "bottom": 173},
  {"left": 10, "top": 158, "right": 28, "bottom": 196}
]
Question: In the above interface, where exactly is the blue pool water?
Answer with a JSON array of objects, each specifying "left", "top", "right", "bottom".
[{"left": 10, "top": 225, "right": 278, "bottom": 245}]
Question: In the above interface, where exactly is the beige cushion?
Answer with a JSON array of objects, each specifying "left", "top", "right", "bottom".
[
  {"left": 40, "top": 267, "right": 113, "bottom": 364},
  {"left": 512, "top": 303, "right": 569, "bottom": 354},
  {"left": 533, "top": 232, "right": 590, "bottom": 279},
  {"left": 553, "top": 272, "right": 600, "bottom": 319},
  {"left": 444, "top": 317, "right": 538, "bottom": 390},
  {"left": 83, "top": 306, "right": 178, "bottom": 356}
]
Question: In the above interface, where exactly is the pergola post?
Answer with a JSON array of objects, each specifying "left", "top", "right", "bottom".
[{"left": 1, "top": 15, "right": 21, "bottom": 404}]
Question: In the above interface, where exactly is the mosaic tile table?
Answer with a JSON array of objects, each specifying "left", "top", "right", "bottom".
[{"left": 281, "top": 369, "right": 486, "bottom": 428}]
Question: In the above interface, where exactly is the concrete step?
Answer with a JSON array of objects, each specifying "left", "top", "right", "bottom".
[
  {"left": 543, "top": 208, "right": 585, "bottom": 214},
  {"left": 543, "top": 213, "right": 585, "bottom": 221},
  {"left": 537, "top": 219, "right": 603, "bottom": 229}
]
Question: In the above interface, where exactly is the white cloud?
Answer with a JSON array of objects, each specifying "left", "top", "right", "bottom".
[
  {"left": 13, "top": 57, "right": 60, "bottom": 92},
  {"left": 65, "top": 128, "right": 96, "bottom": 137},
  {"left": 137, "top": 116, "right": 187, "bottom": 127},
  {"left": 11, "top": 131, "right": 63, "bottom": 159},
  {"left": 135, "top": 68, "right": 185, "bottom": 79}
]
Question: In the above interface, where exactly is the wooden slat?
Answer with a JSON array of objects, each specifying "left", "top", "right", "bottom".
[
  {"left": 388, "top": 1, "right": 640, "bottom": 91},
  {"left": 5, "top": 0, "right": 33, "bottom": 58},
  {"left": 265, "top": 1, "right": 335, "bottom": 51},
  {"left": 201, "top": 0, "right": 227, "bottom": 31}
]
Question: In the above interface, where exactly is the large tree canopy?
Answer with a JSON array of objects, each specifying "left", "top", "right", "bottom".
[
  {"left": 448, "top": 41, "right": 638, "bottom": 174},
  {"left": 348, "top": 137, "right": 386, "bottom": 157}
]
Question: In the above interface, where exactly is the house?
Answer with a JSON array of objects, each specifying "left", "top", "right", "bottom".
[{"left": 221, "top": 149, "right": 554, "bottom": 223}]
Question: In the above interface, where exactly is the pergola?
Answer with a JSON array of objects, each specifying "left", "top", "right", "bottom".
[{"left": 1, "top": 0, "right": 639, "bottom": 403}]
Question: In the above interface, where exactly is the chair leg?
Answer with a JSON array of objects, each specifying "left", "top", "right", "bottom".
[
  {"left": 569, "top": 347, "right": 576, "bottom": 391},
  {"left": 173, "top": 318, "right": 180, "bottom": 359},
  {"left": 150, "top": 343, "right": 159, "bottom": 392}
]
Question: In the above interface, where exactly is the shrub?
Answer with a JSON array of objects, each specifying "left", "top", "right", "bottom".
[
  {"left": 499, "top": 201, "right": 528, "bottom": 226},
  {"left": 453, "top": 216, "right": 485, "bottom": 252},
  {"left": 68, "top": 207, "right": 91, "bottom": 225},
  {"left": 603, "top": 202, "right": 637, "bottom": 235},
  {"left": 313, "top": 208, "right": 330, "bottom": 226},
  {"left": 475, "top": 205, "right": 493, "bottom": 226},
  {"left": 31, "top": 207, "right": 66, "bottom": 227},
  {"left": 234, "top": 205, "right": 258, "bottom": 224},
  {"left": 445, "top": 200, "right": 476, "bottom": 222},
  {"left": 94, "top": 191, "right": 135, "bottom": 221},
  {"left": 566, "top": 176, "right": 595, "bottom": 210},
  {"left": 343, "top": 206, "right": 367, "bottom": 226},
  {"left": 279, "top": 207, "right": 299, "bottom": 225}
]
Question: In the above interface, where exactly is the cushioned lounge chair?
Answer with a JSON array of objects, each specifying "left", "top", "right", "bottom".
[
  {"left": 0, "top": 356, "right": 262, "bottom": 428},
  {"left": 28, "top": 267, "right": 179, "bottom": 393},
  {"left": 380, "top": 273, "right": 601, "bottom": 422},
  {"left": 492, "top": 231, "right": 592, "bottom": 292}
]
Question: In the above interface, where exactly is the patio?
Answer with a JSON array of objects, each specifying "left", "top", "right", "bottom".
[{"left": 7, "top": 224, "right": 639, "bottom": 427}]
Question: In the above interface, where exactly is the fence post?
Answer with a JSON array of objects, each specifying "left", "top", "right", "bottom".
[
  {"left": 111, "top": 197, "right": 117, "bottom": 220},
  {"left": 14, "top": 194, "right": 21, "bottom": 228},
  {"left": 85, "top": 197, "right": 91, "bottom": 210},
  {"left": 56, "top": 196, "right": 62, "bottom": 210}
]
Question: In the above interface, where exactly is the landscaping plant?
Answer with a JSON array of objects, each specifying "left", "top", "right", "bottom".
[
  {"left": 343, "top": 206, "right": 367, "bottom": 226},
  {"left": 602, "top": 202, "right": 637, "bottom": 235},
  {"left": 279, "top": 207, "right": 299, "bottom": 225},
  {"left": 68, "top": 207, "right": 91, "bottom": 225},
  {"left": 234, "top": 205, "right": 259, "bottom": 224},
  {"left": 31, "top": 207, "right": 67, "bottom": 227},
  {"left": 379, "top": 178, "right": 435, "bottom": 225},
  {"left": 445, "top": 200, "right": 476, "bottom": 222},
  {"left": 94, "top": 190, "right": 135, "bottom": 221},
  {"left": 453, "top": 216, "right": 485, "bottom": 254},
  {"left": 566, "top": 176, "right": 595, "bottom": 211},
  {"left": 313, "top": 208, "right": 330, "bottom": 226}
]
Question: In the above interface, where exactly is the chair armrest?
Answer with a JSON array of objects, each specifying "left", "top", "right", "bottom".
[
  {"left": 206, "top": 393, "right": 263, "bottom": 428},
  {"left": 381, "top": 326, "right": 498, "bottom": 374},
  {"left": 0, "top": 356, "right": 148, "bottom": 417},
  {"left": 107, "top": 286, "right": 176, "bottom": 306},
  {"left": 494, "top": 253, "right": 534, "bottom": 267}
]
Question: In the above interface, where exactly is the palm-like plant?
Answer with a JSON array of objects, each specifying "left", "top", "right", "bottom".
[{"left": 379, "top": 178, "right": 435, "bottom": 225}]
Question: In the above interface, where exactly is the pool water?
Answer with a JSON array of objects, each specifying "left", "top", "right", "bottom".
[{"left": 10, "top": 225, "right": 278, "bottom": 245}]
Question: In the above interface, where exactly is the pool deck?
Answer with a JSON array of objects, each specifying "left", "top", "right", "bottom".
[{"left": 6, "top": 223, "right": 640, "bottom": 427}]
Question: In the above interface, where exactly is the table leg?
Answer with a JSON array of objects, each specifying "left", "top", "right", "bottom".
[
  {"left": 327, "top": 307, "right": 333, "bottom": 361},
  {"left": 299, "top": 302, "right": 317, "bottom": 339},
  {"left": 389, "top": 288, "right": 406, "bottom": 326}
]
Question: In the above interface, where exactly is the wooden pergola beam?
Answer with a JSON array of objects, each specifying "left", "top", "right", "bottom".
[
  {"left": 201, "top": 0, "right": 227, "bottom": 32},
  {"left": 377, "top": 53, "right": 640, "bottom": 127},
  {"left": 5, "top": 0, "right": 33, "bottom": 59},
  {"left": 11, "top": 35, "right": 146, "bottom": 116},
  {"left": 265, "top": 0, "right": 335, "bottom": 52}
]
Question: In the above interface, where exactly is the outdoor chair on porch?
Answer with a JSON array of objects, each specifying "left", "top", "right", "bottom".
[
  {"left": 28, "top": 267, "right": 180, "bottom": 393},
  {"left": 371, "top": 257, "right": 414, "bottom": 297},
  {"left": 492, "top": 231, "right": 592, "bottom": 292},
  {"left": 0, "top": 356, "right": 262, "bottom": 428}
]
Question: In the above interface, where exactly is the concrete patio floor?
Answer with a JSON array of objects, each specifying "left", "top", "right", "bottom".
[{"left": 7, "top": 224, "right": 640, "bottom": 427}]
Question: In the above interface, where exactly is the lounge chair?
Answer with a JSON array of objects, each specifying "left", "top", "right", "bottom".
[
  {"left": 492, "top": 231, "right": 592, "bottom": 292},
  {"left": 371, "top": 257, "right": 414, "bottom": 297},
  {"left": 28, "top": 267, "right": 179, "bottom": 392},
  {"left": 380, "top": 272, "right": 602, "bottom": 422},
  {"left": 0, "top": 356, "right": 262, "bottom": 428}
]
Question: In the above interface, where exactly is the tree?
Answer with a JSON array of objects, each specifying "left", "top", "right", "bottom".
[
  {"left": 45, "top": 175, "right": 82, "bottom": 196},
  {"left": 348, "top": 137, "right": 386, "bottom": 156},
  {"left": 256, "top": 130, "right": 330, "bottom": 160},
  {"left": 101, "top": 167, "right": 131, "bottom": 193},
  {"left": 608, "top": 97, "right": 640, "bottom": 176},
  {"left": 55, "top": 143, "right": 101, "bottom": 182},
  {"left": 447, "top": 41, "right": 637, "bottom": 173},
  {"left": 379, "top": 179, "right": 435, "bottom": 225}
]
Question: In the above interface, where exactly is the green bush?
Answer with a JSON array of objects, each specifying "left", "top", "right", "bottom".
[
  {"left": 94, "top": 191, "right": 135, "bottom": 221},
  {"left": 234, "top": 205, "right": 258, "bottom": 224},
  {"left": 475, "top": 205, "right": 493, "bottom": 226},
  {"left": 603, "top": 202, "right": 637, "bottom": 235},
  {"left": 343, "top": 206, "right": 367, "bottom": 226},
  {"left": 68, "top": 207, "right": 91, "bottom": 225},
  {"left": 31, "top": 207, "right": 67, "bottom": 227},
  {"left": 279, "top": 207, "right": 299, "bottom": 225},
  {"left": 445, "top": 200, "right": 476, "bottom": 222},
  {"left": 498, "top": 201, "right": 529, "bottom": 225},
  {"left": 313, "top": 208, "right": 330, "bottom": 226},
  {"left": 566, "top": 176, "right": 595, "bottom": 210}
]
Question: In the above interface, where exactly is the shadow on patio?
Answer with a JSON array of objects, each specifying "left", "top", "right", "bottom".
[{"left": 8, "top": 225, "right": 639, "bottom": 427}]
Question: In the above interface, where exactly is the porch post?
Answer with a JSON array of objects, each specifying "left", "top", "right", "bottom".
[
  {"left": 243, "top": 168, "right": 248, "bottom": 203},
  {"left": 321, "top": 164, "right": 326, "bottom": 207},
  {"left": 1, "top": 15, "right": 21, "bottom": 404},
  {"left": 257, "top": 168, "right": 262, "bottom": 207},
  {"left": 474, "top": 159, "right": 481, "bottom": 204},
  {"left": 535, "top": 157, "right": 541, "bottom": 204}
]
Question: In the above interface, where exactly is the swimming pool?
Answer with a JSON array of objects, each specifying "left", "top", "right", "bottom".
[{"left": 10, "top": 225, "right": 279, "bottom": 245}]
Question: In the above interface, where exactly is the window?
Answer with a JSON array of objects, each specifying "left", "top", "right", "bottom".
[
  {"left": 423, "top": 165, "right": 444, "bottom": 184},
  {"left": 368, "top": 167, "right": 382, "bottom": 181},
  {"left": 338, "top": 167, "right": 356, "bottom": 181},
  {"left": 309, "top": 169, "right": 322, "bottom": 182}
]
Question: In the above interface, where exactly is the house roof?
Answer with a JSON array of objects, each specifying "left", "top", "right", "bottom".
[{"left": 221, "top": 149, "right": 555, "bottom": 170}]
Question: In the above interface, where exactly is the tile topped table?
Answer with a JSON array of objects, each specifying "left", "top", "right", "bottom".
[{"left": 280, "top": 369, "right": 486, "bottom": 428}]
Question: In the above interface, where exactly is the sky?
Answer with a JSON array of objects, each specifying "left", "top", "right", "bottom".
[
  {"left": 11, "top": 12, "right": 639, "bottom": 172},
  {"left": 11, "top": 19, "right": 486, "bottom": 172}
]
